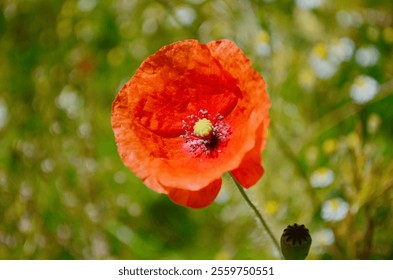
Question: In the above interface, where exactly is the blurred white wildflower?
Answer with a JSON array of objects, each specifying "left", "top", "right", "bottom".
[
  {"left": 85, "top": 203, "right": 100, "bottom": 223},
  {"left": 0, "top": 98, "right": 8, "bottom": 129},
  {"left": 310, "top": 38, "right": 355, "bottom": 80},
  {"left": 19, "top": 182, "right": 33, "bottom": 201},
  {"left": 329, "top": 38, "right": 355, "bottom": 63},
  {"left": 91, "top": 233, "right": 109, "bottom": 259},
  {"left": 115, "top": 225, "right": 133, "bottom": 244},
  {"left": 313, "top": 228, "right": 335, "bottom": 253},
  {"left": 175, "top": 5, "right": 196, "bottom": 26},
  {"left": 57, "top": 224, "right": 72, "bottom": 241},
  {"left": 128, "top": 203, "right": 142, "bottom": 217},
  {"left": 314, "top": 228, "right": 335, "bottom": 246},
  {"left": 56, "top": 85, "right": 83, "bottom": 119},
  {"left": 321, "top": 198, "right": 349, "bottom": 222},
  {"left": 310, "top": 43, "right": 337, "bottom": 79},
  {"left": 18, "top": 215, "right": 33, "bottom": 233},
  {"left": 295, "top": 0, "right": 323, "bottom": 10},
  {"left": 254, "top": 30, "right": 271, "bottom": 57},
  {"left": 84, "top": 158, "right": 96, "bottom": 173},
  {"left": 350, "top": 75, "right": 379, "bottom": 104},
  {"left": 310, "top": 167, "right": 335, "bottom": 188},
  {"left": 50, "top": 121, "right": 62, "bottom": 135},
  {"left": 114, "top": 171, "right": 127, "bottom": 184},
  {"left": 142, "top": 18, "right": 158, "bottom": 34},
  {"left": 17, "top": 141, "right": 35, "bottom": 158},
  {"left": 78, "top": 122, "right": 92, "bottom": 138},
  {"left": 41, "top": 158, "right": 55, "bottom": 173},
  {"left": 355, "top": 46, "right": 380, "bottom": 67},
  {"left": 336, "top": 10, "right": 363, "bottom": 28}
]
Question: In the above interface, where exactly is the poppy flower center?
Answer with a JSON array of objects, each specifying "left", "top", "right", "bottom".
[
  {"left": 193, "top": 118, "right": 213, "bottom": 137},
  {"left": 181, "top": 109, "right": 231, "bottom": 158}
]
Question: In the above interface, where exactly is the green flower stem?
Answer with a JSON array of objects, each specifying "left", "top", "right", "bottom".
[{"left": 230, "top": 174, "right": 281, "bottom": 257}]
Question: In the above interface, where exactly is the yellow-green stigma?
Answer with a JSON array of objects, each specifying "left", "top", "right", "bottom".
[{"left": 193, "top": 118, "right": 213, "bottom": 137}]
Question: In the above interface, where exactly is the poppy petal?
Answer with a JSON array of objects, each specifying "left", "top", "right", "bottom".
[
  {"left": 130, "top": 40, "right": 240, "bottom": 138},
  {"left": 231, "top": 158, "right": 264, "bottom": 189},
  {"left": 230, "top": 117, "right": 269, "bottom": 188},
  {"left": 112, "top": 83, "right": 167, "bottom": 193},
  {"left": 207, "top": 40, "right": 271, "bottom": 187},
  {"left": 112, "top": 83, "right": 220, "bottom": 193},
  {"left": 166, "top": 179, "right": 222, "bottom": 209}
]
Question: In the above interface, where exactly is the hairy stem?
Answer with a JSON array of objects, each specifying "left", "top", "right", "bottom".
[{"left": 230, "top": 174, "right": 281, "bottom": 257}]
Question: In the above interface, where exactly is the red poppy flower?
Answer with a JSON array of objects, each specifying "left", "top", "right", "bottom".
[{"left": 111, "top": 39, "right": 270, "bottom": 208}]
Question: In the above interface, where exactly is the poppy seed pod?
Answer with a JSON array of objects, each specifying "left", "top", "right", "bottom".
[{"left": 280, "top": 223, "right": 312, "bottom": 260}]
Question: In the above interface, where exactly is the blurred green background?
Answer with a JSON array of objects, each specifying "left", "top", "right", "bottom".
[{"left": 1, "top": 0, "right": 392, "bottom": 260}]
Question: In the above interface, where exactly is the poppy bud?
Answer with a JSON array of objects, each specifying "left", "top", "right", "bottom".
[{"left": 280, "top": 223, "right": 312, "bottom": 260}]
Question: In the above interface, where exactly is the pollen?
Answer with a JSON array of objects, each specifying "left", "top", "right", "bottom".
[{"left": 193, "top": 118, "right": 213, "bottom": 137}]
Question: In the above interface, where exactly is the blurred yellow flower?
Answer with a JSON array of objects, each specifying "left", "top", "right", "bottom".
[
  {"left": 256, "top": 30, "right": 270, "bottom": 43},
  {"left": 313, "top": 43, "right": 328, "bottom": 59},
  {"left": 323, "top": 138, "right": 337, "bottom": 155},
  {"left": 264, "top": 200, "right": 279, "bottom": 216}
]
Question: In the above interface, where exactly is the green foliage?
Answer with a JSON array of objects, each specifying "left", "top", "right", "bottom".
[{"left": 0, "top": 0, "right": 392, "bottom": 259}]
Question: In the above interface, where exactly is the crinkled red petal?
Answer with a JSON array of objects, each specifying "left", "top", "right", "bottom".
[
  {"left": 130, "top": 40, "right": 240, "bottom": 138},
  {"left": 166, "top": 179, "right": 222, "bottom": 209},
  {"left": 230, "top": 117, "right": 269, "bottom": 188},
  {"left": 112, "top": 85, "right": 167, "bottom": 194}
]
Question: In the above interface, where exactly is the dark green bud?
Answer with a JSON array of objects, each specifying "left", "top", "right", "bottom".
[{"left": 280, "top": 223, "right": 312, "bottom": 260}]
